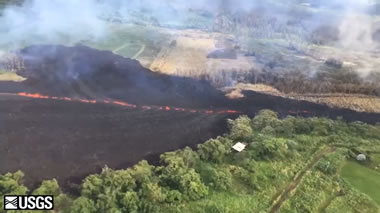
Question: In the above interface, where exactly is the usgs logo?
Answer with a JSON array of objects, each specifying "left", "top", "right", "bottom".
[{"left": 4, "top": 195, "right": 54, "bottom": 210}]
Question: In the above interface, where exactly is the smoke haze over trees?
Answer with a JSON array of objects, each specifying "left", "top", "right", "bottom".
[{"left": 0, "top": 0, "right": 378, "bottom": 48}]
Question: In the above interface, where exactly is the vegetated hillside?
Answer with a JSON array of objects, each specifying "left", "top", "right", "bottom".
[{"left": 1, "top": 110, "right": 380, "bottom": 213}]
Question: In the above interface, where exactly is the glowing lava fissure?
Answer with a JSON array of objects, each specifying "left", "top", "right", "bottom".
[{"left": 16, "top": 92, "right": 240, "bottom": 115}]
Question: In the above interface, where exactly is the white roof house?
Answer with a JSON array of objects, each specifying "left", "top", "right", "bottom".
[{"left": 232, "top": 142, "right": 247, "bottom": 152}]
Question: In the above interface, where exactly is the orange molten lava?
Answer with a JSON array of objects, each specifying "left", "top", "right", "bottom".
[{"left": 16, "top": 92, "right": 241, "bottom": 115}]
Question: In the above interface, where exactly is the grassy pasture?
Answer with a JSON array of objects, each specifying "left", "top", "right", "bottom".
[{"left": 341, "top": 161, "right": 380, "bottom": 206}]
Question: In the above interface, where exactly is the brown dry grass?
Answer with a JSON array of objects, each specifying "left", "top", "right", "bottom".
[
  {"left": 226, "top": 83, "right": 380, "bottom": 113},
  {"left": 0, "top": 71, "right": 25, "bottom": 82},
  {"left": 293, "top": 94, "right": 380, "bottom": 113},
  {"left": 148, "top": 29, "right": 255, "bottom": 78}
]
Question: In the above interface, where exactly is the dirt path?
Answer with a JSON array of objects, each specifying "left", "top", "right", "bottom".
[
  {"left": 132, "top": 44, "right": 145, "bottom": 59},
  {"left": 269, "top": 147, "right": 336, "bottom": 213},
  {"left": 113, "top": 43, "right": 130, "bottom": 53},
  {"left": 113, "top": 42, "right": 145, "bottom": 59}
]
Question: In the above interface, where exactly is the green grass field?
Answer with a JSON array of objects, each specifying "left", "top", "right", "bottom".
[
  {"left": 341, "top": 161, "right": 380, "bottom": 205},
  {"left": 373, "top": 153, "right": 380, "bottom": 171}
]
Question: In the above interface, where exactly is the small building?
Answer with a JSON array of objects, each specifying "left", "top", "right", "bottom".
[{"left": 232, "top": 142, "right": 247, "bottom": 152}]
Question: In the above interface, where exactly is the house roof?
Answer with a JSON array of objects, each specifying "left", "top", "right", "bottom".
[{"left": 232, "top": 142, "right": 247, "bottom": 152}]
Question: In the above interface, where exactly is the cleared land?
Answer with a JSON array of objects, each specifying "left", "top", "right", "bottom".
[
  {"left": 0, "top": 70, "right": 25, "bottom": 82},
  {"left": 148, "top": 29, "right": 255, "bottom": 79}
]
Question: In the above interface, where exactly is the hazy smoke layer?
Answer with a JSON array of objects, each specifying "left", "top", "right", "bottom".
[
  {"left": 0, "top": 0, "right": 377, "bottom": 51},
  {"left": 0, "top": 0, "right": 107, "bottom": 48}
]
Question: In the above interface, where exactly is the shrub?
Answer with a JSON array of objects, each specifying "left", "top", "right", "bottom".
[
  {"left": 253, "top": 137, "right": 288, "bottom": 160},
  {"left": 204, "top": 203, "right": 231, "bottom": 213},
  {"left": 164, "top": 189, "right": 183, "bottom": 203},
  {"left": 315, "top": 158, "right": 337, "bottom": 175},
  {"left": 179, "top": 169, "right": 208, "bottom": 201},
  {"left": 198, "top": 138, "right": 230, "bottom": 163},
  {"left": 251, "top": 110, "right": 280, "bottom": 130},
  {"left": 70, "top": 197, "right": 97, "bottom": 213},
  {"left": 33, "top": 179, "right": 61, "bottom": 196},
  {"left": 139, "top": 183, "right": 166, "bottom": 203},
  {"left": 120, "top": 191, "right": 139, "bottom": 213},
  {"left": 227, "top": 115, "right": 253, "bottom": 140},
  {"left": 209, "top": 169, "right": 233, "bottom": 191}
]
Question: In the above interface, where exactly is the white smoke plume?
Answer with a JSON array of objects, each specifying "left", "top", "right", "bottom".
[{"left": 0, "top": 0, "right": 109, "bottom": 49}]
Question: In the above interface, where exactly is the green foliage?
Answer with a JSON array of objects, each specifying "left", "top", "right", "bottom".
[
  {"left": 204, "top": 203, "right": 231, "bottom": 213},
  {"left": 33, "top": 179, "right": 60, "bottom": 196},
  {"left": 198, "top": 137, "right": 231, "bottom": 163},
  {"left": 139, "top": 182, "right": 166, "bottom": 203},
  {"left": 273, "top": 116, "right": 297, "bottom": 136},
  {"left": 0, "top": 171, "right": 28, "bottom": 213},
  {"left": 203, "top": 167, "right": 233, "bottom": 191},
  {"left": 0, "top": 171, "right": 27, "bottom": 195},
  {"left": 82, "top": 167, "right": 136, "bottom": 197},
  {"left": 70, "top": 197, "right": 97, "bottom": 213},
  {"left": 316, "top": 151, "right": 345, "bottom": 175},
  {"left": 81, "top": 174, "right": 104, "bottom": 200},
  {"left": 227, "top": 115, "right": 253, "bottom": 140},
  {"left": 341, "top": 161, "right": 380, "bottom": 205},
  {"left": 179, "top": 147, "right": 200, "bottom": 168},
  {"left": 130, "top": 160, "right": 154, "bottom": 184},
  {"left": 159, "top": 151, "right": 208, "bottom": 201},
  {"left": 252, "top": 137, "right": 288, "bottom": 160},
  {"left": 32, "top": 179, "right": 72, "bottom": 212},
  {"left": 310, "top": 117, "right": 334, "bottom": 136},
  {"left": 179, "top": 169, "right": 208, "bottom": 200},
  {"left": 293, "top": 117, "right": 313, "bottom": 134},
  {"left": 251, "top": 110, "right": 280, "bottom": 130},
  {"left": 80, "top": 167, "right": 138, "bottom": 212},
  {"left": 164, "top": 189, "right": 183, "bottom": 203},
  {"left": 120, "top": 191, "right": 139, "bottom": 213},
  {"left": 138, "top": 201, "right": 160, "bottom": 213},
  {"left": 160, "top": 152, "right": 187, "bottom": 169},
  {"left": 281, "top": 172, "right": 326, "bottom": 212},
  {"left": 316, "top": 158, "right": 337, "bottom": 175}
]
